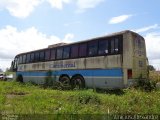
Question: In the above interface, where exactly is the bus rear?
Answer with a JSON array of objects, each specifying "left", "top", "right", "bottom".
[{"left": 122, "top": 31, "right": 148, "bottom": 87}]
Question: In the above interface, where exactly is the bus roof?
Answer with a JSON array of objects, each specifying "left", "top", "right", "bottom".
[{"left": 15, "top": 30, "right": 143, "bottom": 57}]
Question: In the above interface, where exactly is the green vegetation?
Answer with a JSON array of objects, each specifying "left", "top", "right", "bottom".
[
  {"left": 0, "top": 71, "right": 160, "bottom": 119},
  {"left": 0, "top": 81, "right": 160, "bottom": 115},
  {"left": 149, "top": 71, "right": 160, "bottom": 83}
]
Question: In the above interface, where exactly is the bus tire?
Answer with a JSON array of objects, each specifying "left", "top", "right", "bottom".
[
  {"left": 16, "top": 74, "right": 23, "bottom": 83},
  {"left": 71, "top": 75, "right": 85, "bottom": 90},
  {"left": 59, "top": 76, "right": 71, "bottom": 90}
]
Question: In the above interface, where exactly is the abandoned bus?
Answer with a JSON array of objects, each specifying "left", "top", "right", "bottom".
[{"left": 11, "top": 30, "right": 148, "bottom": 89}]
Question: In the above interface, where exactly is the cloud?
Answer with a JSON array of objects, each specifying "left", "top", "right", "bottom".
[
  {"left": 64, "top": 21, "right": 81, "bottom": 27},
  {"left": 145, "top": 32, "right": 160, "bottom": 69},
  {"left": 0, "top": 0, "right": 42, "bottom": 18},
  {"left": 134, "top": 24, "right": 159, "bottom": 33},
  {"left": 47, "top": 0, "right": 71, "bottom": 10},
  {"left": 0, "top": 25, "right": 74, "bottom": 70},
  {"left": 76, "top": 0, "right": 104, "bottom": 13},
  {"left": 108, "top": 14, "right": 133, "bottom": 24},
  {"left": 0, "top": 0, "right": 72, "bottom": 18},
  {"left": 0, "top": 0, "right": 104, "bottom": 18}
]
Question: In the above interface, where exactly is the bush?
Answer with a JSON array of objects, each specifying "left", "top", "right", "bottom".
[
  {"left": 44, "top": 70, "right": 61, "bottom": 89},
  {"left": 135, "top": 75, "right": 156, "bottom": 92},
  {"left": 16, "top": 74, "right": 23, "bottom": 83}
]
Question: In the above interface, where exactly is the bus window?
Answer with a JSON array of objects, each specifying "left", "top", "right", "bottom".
[
  {"left": 30, "top": 53, "right": 35, "bottom": 62},
  {"left": 50, "top": 49, "right": 56, "bottom": 60},
  {"left": 35, "top": 52, "right": 39, "bottom": 62},
  {"left": 88, "top": 41, "right": 98, "bottom": 56},
  {"left": 26, "top": 54, "right": 30, "bottom": 63},
  {"left": 63, "top": 46, "right": 70, "bottom": 59},
  {"left": 71, "top": 44, "right": 78, "bottom": 58},
  {"left": 98, "top": 40, "right": 109, "bottom": 55},
  {"left": 19, "top": 56, "right": 23, "bottom": 64},
  {"left": 14, "top": 57, "right": 18, "bottom": 69},
  {"left": 111, "top": 38, "right": 119, "bottom": 54},
  {"left": 115, "top": 38, "right": 119, "bottom": 53},
  {"left": 45, "top": 50, "right": 50, "bottom": 61},
  {"left": 111, "top": 39, "right": 115, "bottom": 53},
  {"left": 22, "top": 54, "right": 26, "bottom": 64},
  {"left": 56, "top": 48, "right": 63, "bottom": 59},
  {"left": 17, "top": 57, "right": 20, "bottom": 65},
  {"left": 39, "top": 51, "right": 45, "bottom": 61},
  {"left": 79, "top": 43, "right": 87, "bottom": 57}
]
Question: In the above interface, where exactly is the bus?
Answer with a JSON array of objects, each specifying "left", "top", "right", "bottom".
[{"left": 11, "top": 30, "right": 148, "bottom": 89}]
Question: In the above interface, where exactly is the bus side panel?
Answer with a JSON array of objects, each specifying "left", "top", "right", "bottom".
[
  {"left": 55, "top": 68, "right": 124, "bottom": 89},
  {"left": 16, "top": 68, "right": 124, "bottom": 89},
  {"left": 16, "top": 71, "right": 47, "bottom": 84}
]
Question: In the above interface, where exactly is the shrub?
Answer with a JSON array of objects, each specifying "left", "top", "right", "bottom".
[
  {"left": 44, "top": 70, "right": 61, "bottom": 89},
  {"left": 135, "top": 75, "right": 156, "bottom": 92}
]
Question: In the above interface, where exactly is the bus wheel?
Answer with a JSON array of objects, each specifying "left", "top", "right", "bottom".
[
  {"left": 16, "top": 74, "right": 23, "bottom": 83},
  {"left": 59, "top": 76, "right": 71, "bottom": 90},
  {"left": 71, "top": 76, "right": 85, "bottom": 90}
]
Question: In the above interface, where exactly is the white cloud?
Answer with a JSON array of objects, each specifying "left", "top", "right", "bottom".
[
  {"left": 0, "top": 0, "right": 72, "bottom": 18},
  {"left": 0, "top": 0, "right": 42, "bottom": 18},
  {"left": 0, "top": 0, "right": 104, "bottom": 18},
  {"left": 64, "top": 21, "right": 81, "bottom": 27},
  {"left": 76, "top": 0, "right": 104, "bottom": 13},
  {"left": 47, "top": 0, "right": 71, "bottom": 10},
  {"left": 0, "top": 25, "right": 74, "bottom": 70},
  {"left": 145, "top": 32, "right": 160, "bottom": 70},
  {"left": 134, "top": 24, "right": 159, "bottom": 33},
  {"left": 109, "top": 14, "right": 133, "bottom": 24}
]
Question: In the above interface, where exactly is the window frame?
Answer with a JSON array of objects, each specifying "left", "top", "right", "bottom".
[
  {"left": 63, "top": 46, "right": 70, "bottom": 59},
  {"left": 79, "top": 42, "right": 87, "bottom": 58},
  {"left": 98, "top": 39, "right": 109, "bottom": 56},
  {"left": 19, "top": 56, "right": 23, "bottom": 64},
  {"left": 30, "top": 52, "right": 35, "bottom": 63},
  {"left": 17, "top": 35, "right": 123, "bottom": 64},
  {"left": 88, "top": 40, "right": 98, "bottom": 57},
  {"left": 56, "top": 47, "right": 63, "bottom": 60},
  {"left": 109, "top": 36, "right": 122, "bottom": 55},
  {"left": 26, "top": 54, "right": 31, "bottom": 63},
  {"left": 45, "top": 49, "right": 51, "bottom": 61},
  {"left": 22, "top": 54, "right": 26, "bottom": 64},
  {"left": 35, "top": 52, "right": 40, "bottom": 62},
  {"left": 39, "top": 51, "right": 45, "bottom": 61},
  {"left": 50, "top": 49, "right": 56, "bottom": 60},
  {"left": 70, "top": 44, "right": 79, "bottom": 59}
]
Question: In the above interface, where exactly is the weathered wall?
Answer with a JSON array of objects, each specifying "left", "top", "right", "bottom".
[{"left": 17, "top": 55, "right": 122, "bottom": 72}]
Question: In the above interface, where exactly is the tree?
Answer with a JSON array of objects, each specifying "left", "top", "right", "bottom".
[{"left": 148, "top": 65, "right": 155, "bottom": 71}]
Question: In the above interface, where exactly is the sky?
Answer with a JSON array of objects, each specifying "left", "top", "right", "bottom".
[{"left": 0, "top": 0, "right": 160, "bottom": 71}]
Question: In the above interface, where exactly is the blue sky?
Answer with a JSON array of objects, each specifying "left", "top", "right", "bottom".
[{"left": 0, "top": 0, "right": 160, "bottom": 70}]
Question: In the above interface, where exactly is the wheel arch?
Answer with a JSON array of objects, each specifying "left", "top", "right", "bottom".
[
  {"left": 59, "top": 74, "right": 70, "bottom": 81},
  {"left": 16, "top": 74, "right": 23, "bottom": 83}
]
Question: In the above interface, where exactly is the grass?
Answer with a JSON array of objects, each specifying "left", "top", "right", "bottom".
[{"left": 0, "top": 81, "right": 160, "bottom": 116}]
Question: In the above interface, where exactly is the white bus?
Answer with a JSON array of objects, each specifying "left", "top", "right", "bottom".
[{"left": 11, "top": 30, "right": 148, "bottom": 89}]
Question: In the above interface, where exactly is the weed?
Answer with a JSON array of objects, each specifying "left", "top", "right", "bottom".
[{"left": 75, "top": 91, "right": 101, "bottom": 104}]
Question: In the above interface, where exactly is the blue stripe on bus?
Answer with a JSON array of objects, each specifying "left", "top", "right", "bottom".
[{"left": 16, "top": 68, "right": 123, "bottom": 77}]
